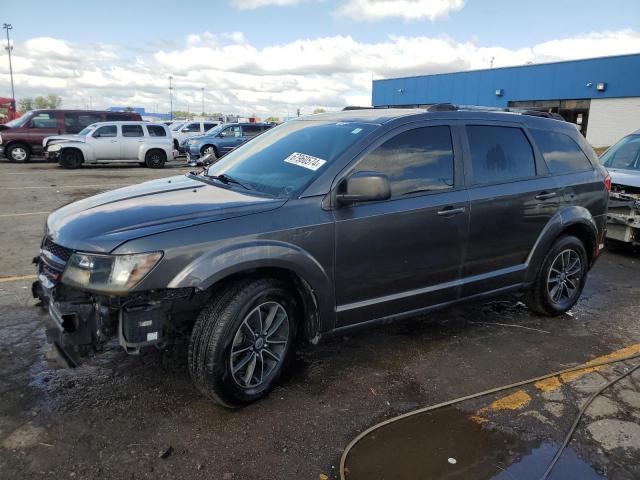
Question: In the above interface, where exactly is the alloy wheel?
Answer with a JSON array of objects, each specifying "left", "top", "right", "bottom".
[
  {"left": 547, "top": 248, "right": 582, "bottom": 305},
  {"left": 230, "top": 301, "right": 290, "bottom": 389},
  {"left": 11, "top": 147, "right": 27, "bottom": 162}
]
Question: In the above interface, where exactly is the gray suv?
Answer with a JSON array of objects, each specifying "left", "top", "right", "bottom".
[{"left": 33, "top": 105, "right": 610, "bottom": 407}]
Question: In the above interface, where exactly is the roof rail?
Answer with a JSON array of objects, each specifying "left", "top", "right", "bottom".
[{"left": 426, "top": 103, "right": 566, "bottom": 121}]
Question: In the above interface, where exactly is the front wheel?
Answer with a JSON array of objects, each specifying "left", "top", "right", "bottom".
[
  {"left": 145, "top": 149, "right": 166, "bottom": 168},
  {"left": 200, "top": 145, "right": 218, "bottom": 158},
  {"left": 525, "top": 235, "right": 588, "bottom": 316},
  {"left": 59, "top": 149, "right": 83, "bottom": 169},
  {"left": 188, "top": 278, "right": 297, "bottom": 408},
  {"left": 6, "top": 143, "right": 30, "bottom": 163}
]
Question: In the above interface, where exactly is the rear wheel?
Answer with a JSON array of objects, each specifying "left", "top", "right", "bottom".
[
  {"left": 145, "top": 149, "right": 166, "bottom": 168},
  {"left": 59, "top": 149, "right": 83, "bottom": 169},
  {"left": 188, "top": 278, "right": 297, "bottom": 408},
  {"left": 6, "top": 143, "right": 30, "bottom": 163},
  {"left": 525, "top": 235, "right": 588, "bottom": 316}
]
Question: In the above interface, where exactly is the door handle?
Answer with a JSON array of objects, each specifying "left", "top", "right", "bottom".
[
  {"left": 535, "top": 191, "right": 557, "bottom": 200},
  {"left": 110, "top": 140, "right": 118, "bottom": 143},
  {"left": 437, "top": 206, "right": 466, "bottom": 217}
]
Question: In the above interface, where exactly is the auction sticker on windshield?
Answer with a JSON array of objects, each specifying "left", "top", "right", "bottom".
[{"left": 284, "top": 152, "right": 327, "bottom": 171}]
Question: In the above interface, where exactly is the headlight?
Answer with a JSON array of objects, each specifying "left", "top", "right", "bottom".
[
  {"left": 62, "top": 251, "right": 162, "bottom": 293},
  {"left": 48, "top": 144, "right": 62, "bottom": 152}
]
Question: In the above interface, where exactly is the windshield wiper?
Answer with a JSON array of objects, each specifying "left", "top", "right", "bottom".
[{"left": 206, "top": 173, "right": 254, "bottom": 191}]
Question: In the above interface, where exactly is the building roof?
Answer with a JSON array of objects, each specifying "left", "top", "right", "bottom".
[{"left": 372, "top": 53, "right": 640, "bottom": 108}]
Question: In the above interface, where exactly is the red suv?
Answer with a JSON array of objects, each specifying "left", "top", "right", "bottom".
[{"left": 0, "top": 109, "right": 142, "bottom": 162}]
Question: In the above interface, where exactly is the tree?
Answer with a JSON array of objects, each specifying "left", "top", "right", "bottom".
[
  {"left": 18, "top": 98, "right": 34, "bottom": 112},
  {"left": 32, "top": 95, "right": 62, "bottom": 109},
  {"left": 46, "top": 94, "right": 62, "bottom": 108},
  {"left": 313, "top": 108, "right": 326, "bottom": 114},
  {"left": 124, "top": 106, "right": 135, "bottom": 112},
  {"left": 264, "top": 116, "right": 280, "bottom": 123},
  {"left": 171, "top": 111, "right": 195, "bottom": 120}
]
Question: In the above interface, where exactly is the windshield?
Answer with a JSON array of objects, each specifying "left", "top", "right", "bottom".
[
  {"left": 170, "top": 122, "right": 185, "bottom": 131},
  {"left": 78, "top": 125, "right": 97, "bottom": 136},
  {"left": 600, "top": 135, "right": 640, "bottom": 171},
  {"left": 4, "top": 111, "right": 33, "bottom": 128},
  {"left": 205, "top": 120, "right": 378, "bottom": 197}
]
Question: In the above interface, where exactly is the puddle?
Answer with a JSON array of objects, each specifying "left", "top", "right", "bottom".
[{"left": 343, "top": 407, "right": 602, "bottom": 480}]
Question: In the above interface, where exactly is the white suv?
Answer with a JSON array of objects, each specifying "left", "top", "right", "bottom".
[
  {"left": 171, "top": 120, "right": 220, "bottom": 149},
  {"left": 43, "top": 122, "right": 175, "bottom": 169}
]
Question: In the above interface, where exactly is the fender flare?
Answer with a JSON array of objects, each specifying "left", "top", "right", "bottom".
[
  {"left": 524, "top": 206, "right": 598, "bottom": 283},
  {"left": 59, "top": 145, "right": 89, "bottom": 162},
  {"left": 167, "top": 240, "right": 335, "bottom": 338}
]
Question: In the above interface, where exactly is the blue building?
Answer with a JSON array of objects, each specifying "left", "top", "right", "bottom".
[{"left": 372, "top": 53, "right": 640, "bottom": 147}]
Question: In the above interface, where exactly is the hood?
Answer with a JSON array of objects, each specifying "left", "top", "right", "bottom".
[
  {"left": 609, "top": 168, "right": 640, "bottom": 189},
  {"left": 47, "top": 174, "right": 286, "bottom": 253},
  {"left": 44, "top": 134, "right": 85, "bottom": 146}
]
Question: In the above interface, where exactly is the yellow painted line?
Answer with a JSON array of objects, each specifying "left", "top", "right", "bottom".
[
  {"left": 480, "top": 390, "right": 532, "bottom": 412},
  {"left": 535, "top": 343, "right": 640, "bottom": 393},
  {"left": 0, "top": 274, "right": 37, "bottom": 283},
  {"left": 0, "top": 211, "right": 50, "bottom": 218},
  {"left": 4, "top": 183, "right": 132, "bottom": 190}
]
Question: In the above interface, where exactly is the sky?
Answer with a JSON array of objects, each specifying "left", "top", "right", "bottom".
[{"left": 1, "top": 0, "right": 639, "bottom": 117}]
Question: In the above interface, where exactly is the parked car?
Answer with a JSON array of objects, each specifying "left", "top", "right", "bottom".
[
  {"left": 599, "top": 129, "right": 640, "bottom": 246},
  {"left": 43, "top": 121, "right": 174, "bottom": 169},
  {"left": 182, "top": 122, "right": 274, "bottom": 162},
  {"left": 33, "top": 106, "right": 609, "bottom": 407},
  {"left": 0, "top": 109, "right": 142, "bottom": 162},
  {"left": 171, "top": 120, "right": 220, "bottom": 150}
]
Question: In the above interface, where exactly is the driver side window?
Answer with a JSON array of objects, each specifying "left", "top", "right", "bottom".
[
  {"left": 93, "top": 125, "right": 117, "bottom": 138},
  {"left": 355, "top": 126, "right": 455, "bottom": 197},
  {"left": 221, "top": 126, "right": 241, "bottom": 138}
]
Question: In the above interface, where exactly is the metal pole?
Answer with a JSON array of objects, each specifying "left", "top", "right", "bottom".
[
  {"left": 169, "top": 75, "right": 173, "bottom": 120},
  {"left": 3, "top": 24, "right": 15, "bottom": 100},
  {"left": 201, "top": 87, "right": 204, "bottom": 115}
]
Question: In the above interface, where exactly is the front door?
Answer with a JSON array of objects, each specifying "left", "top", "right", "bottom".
[
  {"left": 333, "top": 123, "right": 469, "bottom": 327},
  {"left": 218, "top": 125, "right": 244, "bottom": 153},
  {"left": 90, "top": 125, "right": 120, "bottom": 160},
  {"left": 25, "top": 112, "right": 59, "bottom": 153},
  {"left": 459, "top": 122, "right": 563, "bottom": 296}
]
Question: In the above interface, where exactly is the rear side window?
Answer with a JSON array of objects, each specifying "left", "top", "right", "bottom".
[
  {"left": 183, "top": 122, "right": 201, "bottom": 132},
  {"left": 531, "top": 129, "right": 593, "bottom": 174},
  {"left": 466, "top": 126, "right": 535, "bottom": 184},
  {"left": 93, "top": 125, "right": 117, "bottom": 138},
  {"left": 242, "top": 125, "right": 263, "bottom": 137},
  {"left": 203, "top": 122, "right": 217, "bottom": 131},
  {"left": 122, "top": 125, "right": 144, "bottom": 137},
  {"left": 65, "top": 113, "right": 102, "bottom": 134},
  {"left": 355, "top": 126, "right": 455, "bottom": 197},
  {"left": 146, "top": 125, "right": 167, "bottom": 137}
]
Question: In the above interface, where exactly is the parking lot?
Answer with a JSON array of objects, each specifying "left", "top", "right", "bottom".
[{"left": 0, "top": 160, "right": 639, "bottom": 479}]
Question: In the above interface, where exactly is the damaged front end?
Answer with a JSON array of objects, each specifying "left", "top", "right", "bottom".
[
  {"left": 32, "top": 237, "right": 202, "bottom": 367},
  {"left": 606, "top": 184, "right": 640, "bottom": 246}
]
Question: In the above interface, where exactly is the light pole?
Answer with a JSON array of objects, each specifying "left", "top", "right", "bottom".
[
  {"left": 168, "top": 75, "right": 173, "bottom": 120},
  {"left": 201, "top": 87, "right": 205, "bottom": 116},
  {"left": 3, "top": 23, "right": 15, "bottom": 101}
]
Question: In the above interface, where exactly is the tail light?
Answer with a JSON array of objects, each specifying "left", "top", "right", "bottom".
[{"left": 604, "top": 174, "right": 612, "bottom": 192}]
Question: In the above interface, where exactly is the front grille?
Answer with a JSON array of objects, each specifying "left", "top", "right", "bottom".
[{"left": 43, "top": 238, "right": 73, "bottom": 263}]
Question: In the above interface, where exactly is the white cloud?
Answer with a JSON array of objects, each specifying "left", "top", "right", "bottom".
[
  {"left": 337, "top": 0, "right": 465, "bottom": 21},
  {"left": 1, "top": 29, "right": 639, "bottom": 117},
  {"left": 233, "top": 0, "right": 302, "bottom": 10}
]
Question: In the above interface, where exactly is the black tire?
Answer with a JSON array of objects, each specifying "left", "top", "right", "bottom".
[
  {"left": 6, "top": 143, "right": 31, "bottom": 163},
  {"left": 145, "top": 149, "right": 166, "bottom": 169},
  {"left": 173, "top": 139, "right": 179, "bottom": 150},
  {"left": 59, "top": 149, "right": 83, "bottom": 169},
  {"left": 525, "top": 235, "right": 588, "bottom": 316},
  {"left": 200, "top": 145, "right": 218, "bottom": 158},
  {"left": 188, "top": 278, "right": 297, "bottom": 408}
]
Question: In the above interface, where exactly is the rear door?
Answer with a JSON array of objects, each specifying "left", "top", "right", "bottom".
[
  {"left": 90, "top": 124, "right": 120, "bottom": 160},
  {"left": 121, "top": 124, "right": 145, "bottom": 159},
  {"left": 459, "top": 121, "right": 562, "bottom": 296},
  {"left": 333, "top": 121, "right": 469, "bottom": 326}
]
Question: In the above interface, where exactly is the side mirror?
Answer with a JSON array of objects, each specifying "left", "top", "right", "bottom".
[{"left": 336, "top": 171, "right": 391, "bottom": 205}]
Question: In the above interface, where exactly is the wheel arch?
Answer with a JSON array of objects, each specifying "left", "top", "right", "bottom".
[
  {"left": 5, "top": 140, "right": 31, "bottom": 156},
  {"left": 60, "top": 146, "right": 86, "bottom": 162},
  {"left": 525, "top": 206, "right": 598, "bottom": 283},
  {"left": 168, "top": 241, "right": 334, "bottom": 342}
]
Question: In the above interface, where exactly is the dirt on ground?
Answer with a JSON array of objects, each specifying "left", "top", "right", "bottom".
[{"left": 0, "top": 160, "right": 639, "bottom": 479}]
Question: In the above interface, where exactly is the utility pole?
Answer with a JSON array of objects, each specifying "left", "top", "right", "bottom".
[
  {"left": 3, "top": 23, "right": 15, "bottom": 100},
  {"left": 168, "top": 75, "right": 173, "bottom": 120},
  {"left": 201, "top": 87, "right": 205, "bottom": 116}
]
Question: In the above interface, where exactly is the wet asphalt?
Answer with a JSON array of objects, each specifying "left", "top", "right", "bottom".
[{"left": 0, "top": 160, "right": 639, "bottom": 479}]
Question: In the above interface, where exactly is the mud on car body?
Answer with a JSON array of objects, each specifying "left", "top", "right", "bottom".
[{"left": 33, "top": 105, "right": 610, "bottom": 407}]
